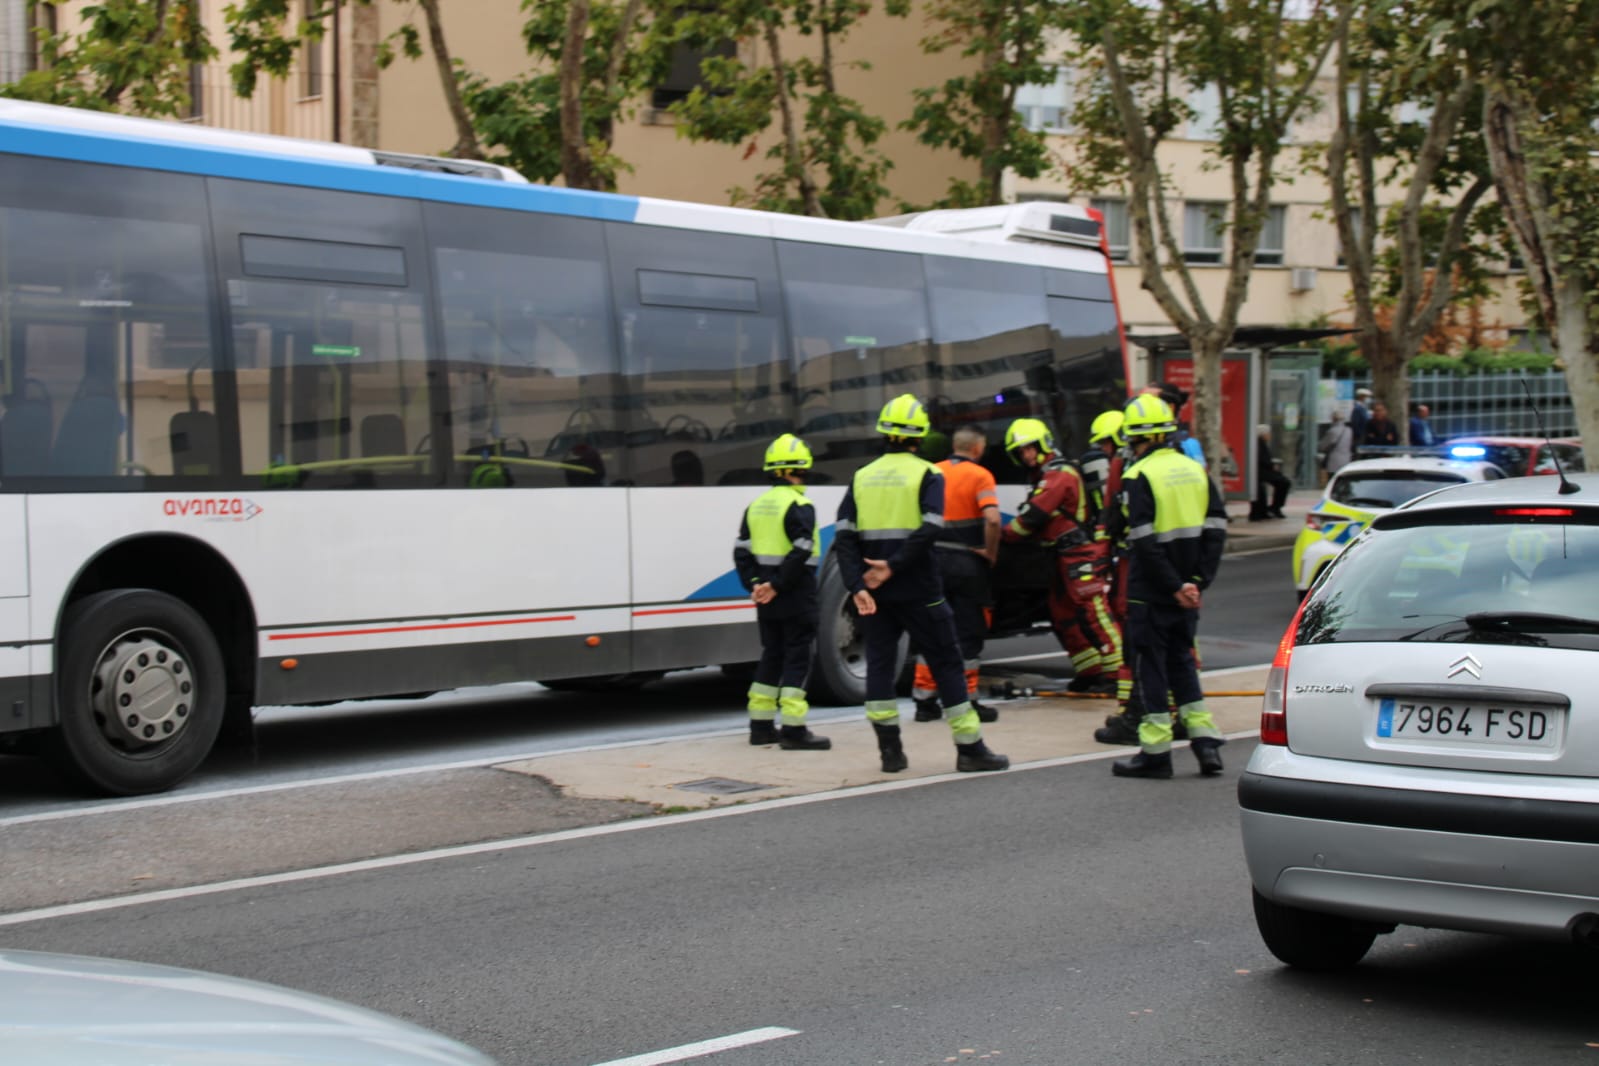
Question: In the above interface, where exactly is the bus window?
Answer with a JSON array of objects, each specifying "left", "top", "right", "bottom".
[
  {"left": 426, "top": 204, "right": 621, "bottom": 489},
  {"left": 228, "top": 278, "right": 432, "bottom": 488},
  {"left": 924, "top": 256, "right": 1052, "bottom": 480},
  {"left": 0, "top": 158, "right": 216, "bottom": 482},
  {"left": 1046, "top": 267, "right": 1127, "bottom": 462},
  {"left": 608, "top": 225, "right": 792, "bottom": 487},
  {"left": 777, "top": 241, "right": 933, "bottom": 486},
  {"left": 208, "top": 179, "right": 436, "bottom": 490}
]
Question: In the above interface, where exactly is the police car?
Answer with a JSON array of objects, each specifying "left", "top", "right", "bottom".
[{"left": 1292, "top": 454, "right": 1507, "bottom": 600}]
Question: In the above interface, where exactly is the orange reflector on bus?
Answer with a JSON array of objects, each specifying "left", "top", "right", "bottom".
[
  {"left": 586, "top": 636, "right": 601, "bottom": 647},
  {"left": 279, "top": 659, "right": 298, "bottom": 670}
]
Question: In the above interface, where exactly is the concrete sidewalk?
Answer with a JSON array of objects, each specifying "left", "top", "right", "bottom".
[
  {"left": 1221, "top": 488, "right": 1322, "bottom": 553},
  {"left": 497, "top": 665, "right": 1269, "bottom": 809}
]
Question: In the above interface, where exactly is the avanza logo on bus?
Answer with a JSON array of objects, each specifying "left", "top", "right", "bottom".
[{"left": 162, "top": 497, "right": 265, "bottom": 521}]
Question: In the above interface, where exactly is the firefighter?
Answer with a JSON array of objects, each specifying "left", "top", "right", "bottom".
[
  {"left": 1001, "top": 417, "right": 1123, "bottom": 696},
  {"left": 913, "top": 424, "right": 1002, "bottom": 725},
  {"left": 1112, "top": 394, "right": 1228, "bottom": 779},
  {"left": 834, "top": 395, "right": 1009, "bottom": 774},
  {"left": 732, "top": 433, "right": 830, "bottom": 751}
]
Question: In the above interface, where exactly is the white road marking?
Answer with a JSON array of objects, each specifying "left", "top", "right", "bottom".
[
  {"left": 589, "top": 1027, "right": 800, "bottom": 1066},
  {"left": 0, "top": 665, "right": 1270, "bottom": 830},
  {"left": 0, "top": 727, "right": 1260, "bottom": 928}
]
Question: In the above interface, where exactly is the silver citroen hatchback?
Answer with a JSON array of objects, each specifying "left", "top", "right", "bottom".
[{"left": 1240, "top": 471, "right": 1599, "bottom": 968}]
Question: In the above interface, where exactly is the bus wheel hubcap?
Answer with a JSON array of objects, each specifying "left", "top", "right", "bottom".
[{"left": 91, "top": 634, "right": 193, "bottom": 750}]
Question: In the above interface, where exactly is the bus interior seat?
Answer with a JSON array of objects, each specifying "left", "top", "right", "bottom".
[
  {"left": 360, "top": 413, "right": 406, "bottom": 457},
  {"left": 50, "top": 391, "right": 120, "bottom": 476},
  {"left": 0, "top": 380, "right": 54, "bottom": 476},
  {"left": 169, "top": 408, "right": 220, "bottom": 476}
]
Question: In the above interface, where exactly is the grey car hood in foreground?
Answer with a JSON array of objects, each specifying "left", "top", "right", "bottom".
[{"left": 0, "top": 949, "right": 497, "bottom": 1065}]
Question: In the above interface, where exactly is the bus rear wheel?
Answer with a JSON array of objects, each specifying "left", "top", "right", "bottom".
[{"left": 50, "top": 590, "right": 226, "bottom": 796}]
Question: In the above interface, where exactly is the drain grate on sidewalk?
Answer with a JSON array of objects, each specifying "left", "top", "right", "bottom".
[{"left": 672, "top": 777, "right": 772, "bottom": 795}]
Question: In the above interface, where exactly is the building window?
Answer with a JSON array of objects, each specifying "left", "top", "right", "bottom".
[
  {"left": 28, "top": 1, "right": 57, "bottom": 72},
  {"left": 1255, "top": 205, "right": 1286, "bottom": 266},
  {"left": 1090, "top": 198, "right": 1130, "bottom": 261},
  {"left": 1015, "top": 70, "right": 1071, "bottom": 133},
  {"left": 652, "top": 38, "right": 735, "bottom": 111},
  {"left": 301, "top": 0, "right": 324, "bottom": 99},
  {"left": 1188, "top": 83, "right": 1221, "bottom": 140},
  {"left": 1183, "top": 202, "right": 1225, "bottom": 264},
  {"left": 1336, "top": 206, "right": 1362, "bottom": 267}
]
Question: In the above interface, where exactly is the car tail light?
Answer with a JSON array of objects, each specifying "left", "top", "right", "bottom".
[
  {"left": 1261, "top": 597, "right": 1309, "bottom": 745},
  {"left": 1495, "top": 507, "right": 1574, "bottom": 517},
  {"left": 1304, "top": 512, "right": 1324, "bottom": 532}
]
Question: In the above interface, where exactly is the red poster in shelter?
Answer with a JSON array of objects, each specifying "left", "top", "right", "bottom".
[{"left": 1151, "top": 357, "right": 1251, "bottom": 496}]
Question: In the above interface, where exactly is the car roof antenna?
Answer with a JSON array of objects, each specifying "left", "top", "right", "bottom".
[{"left": 1520, "top": 376, "right": 1580, "bottom": 494}]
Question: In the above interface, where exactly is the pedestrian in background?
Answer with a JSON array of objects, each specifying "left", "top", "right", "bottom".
[
  {"left": 1319, "top": 409, "right": 1353, "bottom": 484},
  {"left": 1112, "top": 394, "right": 1228, "bottom": 780},
  {"left": 912, "top": 424, "right": 1001, "bottom": 725},
  {"left": 1409, "top": 403, "right": 1436, "bottom": 447},
  {"left": 1250, "top": 424, "right": 1291, "bottom": 521},
  {"left": 1363, "top": 401, "right": 1399, "bottom": 448},
  {"left": 732, "top": 434, "right": 830, "bottom": 751},
  {"left": 835, "top": 394, "right": 1009, "bottom": 774},
  {"left": 1350, "top": 387, "right": 1373, "bottom": 445}
]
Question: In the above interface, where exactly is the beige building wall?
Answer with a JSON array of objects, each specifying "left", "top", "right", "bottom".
[{"left": 371, "top": 0, "right": 974, "bottom": 209}]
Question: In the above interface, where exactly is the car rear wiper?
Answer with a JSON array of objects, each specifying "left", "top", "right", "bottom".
[
  {"left": 1396, "top": 615, "right": 1548, "bottom": 645},
  {"left": 1463, "top": 611, "right": 1599, "bottom": 634}
]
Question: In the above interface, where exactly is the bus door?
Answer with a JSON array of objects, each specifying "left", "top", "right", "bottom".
[
  {"left": 205, "top": 179, "right": 477, "bottom": 701},
  {"left": 604, "top": 224, "right": 792, "bottom": 671}
]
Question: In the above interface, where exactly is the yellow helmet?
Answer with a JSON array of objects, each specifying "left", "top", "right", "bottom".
[
  {"left": 1122, "top": 393, "right": 1177, "bottom": 439},
  {"left": 1089, "top": 410, "right": 1126, "bottom": 447},
  {"left": 763, "top": 433, "right": 814, "bottom": 472},
  {"left": 876, "top": 394, "right": 930, "bottom": 438},
  {"left": 1004, "top": 417, "right": 1055, "bottom": 462}
]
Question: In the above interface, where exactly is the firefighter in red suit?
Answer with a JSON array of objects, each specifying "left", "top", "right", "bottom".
[{"left": 1000, "top": 418, "right": 1123, "bottom": 694}]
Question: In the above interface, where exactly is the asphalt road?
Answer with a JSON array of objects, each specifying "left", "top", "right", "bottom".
[
  {"left": 5, "top": 739, "right": 1594, "bottom": 1065},
  {"left": 0, "top": 547, "right": 1299, "bottom": 814}
]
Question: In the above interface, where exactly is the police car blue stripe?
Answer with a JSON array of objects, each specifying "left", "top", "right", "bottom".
[{"left": 0, "top": 120, "right": 641, "bottom": 223}]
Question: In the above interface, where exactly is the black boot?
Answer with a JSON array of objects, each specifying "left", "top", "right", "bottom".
[
  {"left": 971, "top": 699, "right": 999, "bottom": 724},
  {"left": 1112, "top": 751, "right": 1173, "bottom": 779},
  {"left": 956, "top": 739, "right": 1010, "bottom": 773},
  {"left": 873, "top": 722, "right": 908, "bottom": 773},
  {"left": 913, "top": 698, "right": 943, "bottom": 723},
  {"left": 1192, "top": 737, "right": 1225, "bottom": 776},
  {"left": 749, "top": 719, "right": 782, "bottom": 746},
  {"left": 1093, "top": 713, "right": 1140, "bottom": 746},
  {"left": 778, "top": 724, "right": 832, "bottom": 751},
  {"left": 1067, "top": 674, "right": 1117, "bottom": 696}
]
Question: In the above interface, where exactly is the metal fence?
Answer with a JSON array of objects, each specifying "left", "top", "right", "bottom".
[{"left": 1329, "top": 371, "right": 1577, "bottom": 439}]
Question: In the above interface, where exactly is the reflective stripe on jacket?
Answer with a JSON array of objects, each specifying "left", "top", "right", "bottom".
[
  {"left": 1122, "top": 446, "right": 1227, "bottom": 602},
  {"left": 733, "top": 483, "right": 818, "bottom": 617},
  {"left": 834, "top": 449, "right": 945, "bottom": 602}
]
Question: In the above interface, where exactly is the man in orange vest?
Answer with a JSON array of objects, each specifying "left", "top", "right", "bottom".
[{"left": 912, "top": 424, "right": 1002, "bottom": 723}]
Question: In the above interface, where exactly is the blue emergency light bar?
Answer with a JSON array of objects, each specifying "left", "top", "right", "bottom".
[{"left": 1449, "top": 444, "right": 1488, "bottom": 459}]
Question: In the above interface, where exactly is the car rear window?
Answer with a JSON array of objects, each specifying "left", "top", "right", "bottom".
[
  {"left": 1329, "top": 471, "right": 1467, "bottom": 510},
  {"left": 1301, "top": 516, "right": 1599, "bottom": 650}
]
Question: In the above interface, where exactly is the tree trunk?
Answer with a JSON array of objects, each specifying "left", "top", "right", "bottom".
[
  {"left": 1366, "top": 332, "right": 1408, "bottom": 450},
  {"left": 1555, "top": 274, "right": 1599, "bottom": 455},
  {"left": 764, "top": 23, "right": 823, "bottom": 217},
  {"left": 416, "top": 0, "right": 482, "bottom": 160},
  {"left": 558, "top": 0, "right": 601, "bottom": 190},
  {"left": 1188, "top": 332, "right": 1225, "bottom": 484}
]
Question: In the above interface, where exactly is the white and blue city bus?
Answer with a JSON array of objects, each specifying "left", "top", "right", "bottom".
[{"left": 0, "top": 100, "right": 1129, "bottom": 795}]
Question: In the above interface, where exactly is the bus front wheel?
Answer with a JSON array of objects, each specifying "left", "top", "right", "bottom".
[
  {"left": 809, "top": 561, "right": 869, "bottom": 706},
  {"left": 50, "top": 589, "right": 226, "bottom": 796}
]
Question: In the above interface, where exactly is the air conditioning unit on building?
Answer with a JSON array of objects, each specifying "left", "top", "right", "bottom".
[{"left": 1290, "top": 267, "right": 1318, "bottom": 292}]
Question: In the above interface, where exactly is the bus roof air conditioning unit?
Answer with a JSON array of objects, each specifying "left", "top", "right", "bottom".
[{"left": 1290, "top": 267, "right": 1318, "bottom": 292}]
